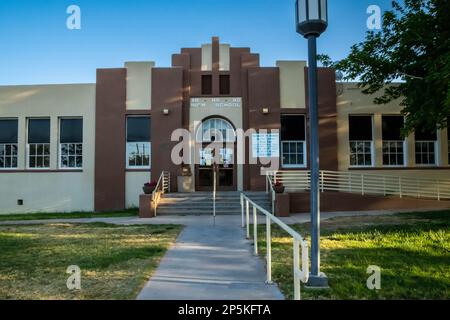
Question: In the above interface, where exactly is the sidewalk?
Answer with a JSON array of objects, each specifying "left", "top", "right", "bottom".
[{"left": 137, "top": 220, "right": 285, "bottom": 300}]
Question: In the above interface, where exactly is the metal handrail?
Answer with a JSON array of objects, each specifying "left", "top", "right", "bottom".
[
  {"left": 240, "top": 193, "right": 309, "bottom": 300},
  {"left": 152, "top": 171, "right": 170, "bottom": 216},
  {"left": 265, "top": 172, "right": 277, "bottom": 215},
  {"left": 270, "top": 170, "right": 450, "bottom": 201}
]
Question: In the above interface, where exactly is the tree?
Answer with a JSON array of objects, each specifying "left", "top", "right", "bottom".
[{"left": 323, "top": 0, "right": 450, "bottom": 136}]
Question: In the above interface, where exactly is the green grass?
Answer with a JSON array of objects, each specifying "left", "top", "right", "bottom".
[
  {"left": 254, "top": 211, "right": 450, "bottom": 300},
  {"left": 0, "top": 208, "right": 138, "bottom": 221},
  {"left": 0, "top": 223, "right": 182, "bottom": 300}
]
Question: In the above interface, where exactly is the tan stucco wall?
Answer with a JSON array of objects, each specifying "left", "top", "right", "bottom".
[
  {"left": 125, "top": 61, "right": 154, "bottom": 110},
  {"left": 219, "top": 44, "right": 230, "bottom": 71},
  {"left": 189, "top": 102, "right": 243, "bottom": 190},
  {"left": 337, "top": 83, "right": 449, "bottom": 173},
  {"left": 201, "top": 44, "right": 212, "bottom": 71},
  {"left": 277, "top": 61, "right": 306, "bottom": 109},
  {"left": 125, "top": 171, "right": 151, "bottom": 208},
  {"left": 201, "top": 44, "right": 230, "bottom": 71},
  {"left": 0, "top": 84, "right": 96, "bottom": 213}
]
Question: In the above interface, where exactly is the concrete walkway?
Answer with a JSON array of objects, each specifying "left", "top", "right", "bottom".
[{"left": 137, "top": 220, "right": 284, "bottom": 300}]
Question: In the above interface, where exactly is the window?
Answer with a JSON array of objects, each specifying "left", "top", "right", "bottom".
[
  {"left": 447, "top": 116, "right": 450, "bottom": 164},
  {"left": 201, "top": 75, "right": 212, "bottom": 95},
  {"left": 219, "top": 75, "right": 230, "bottom": 95},
  {"left": 126, "top": 117, "right": 151, "bottom": 168},
  {"left": 415, "top": 126, "right": 437, "bottom": 165},
  {"left": 60, "top": 118, "right": 83, "bottom": 169},
  {"left": 349, "top": 115, "right": 373, "bottom": 167},
  {"left": 27, "top": 118, "right": 50, "bottom": 169},
  {"left": 196, "top": 118, "right": 236, "bottom": 143},
  {"left": 382, "top": 116, "right": 405, "bottom": 166},
  {"left": 281, "top": 115, "right": 306, "bottom": 168},
  {"left": 0, "top": 119, "right": 18, "bottom": 169}
]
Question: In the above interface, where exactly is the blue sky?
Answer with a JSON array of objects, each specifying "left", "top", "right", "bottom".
[{"left": 0, "top": 0, "right": 395, "bottom": 85}]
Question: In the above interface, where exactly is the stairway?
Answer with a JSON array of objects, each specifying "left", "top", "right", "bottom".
[{"left": 156, "top": 191, "right": 271, "bottom": 216}]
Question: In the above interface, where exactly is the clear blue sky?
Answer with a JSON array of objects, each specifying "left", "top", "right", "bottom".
[{"left": 0, "top": 0, "right": 394, "bottom": 85}]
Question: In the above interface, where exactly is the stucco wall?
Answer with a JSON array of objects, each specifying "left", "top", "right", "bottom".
[
  {"left": 125, "top": 171, "right": 151, "bottom": 208},
  {"left": 277, "top": 61, "right": 306, "bottom": 109},
  {"left": 0, "top": 84, "right": 96, "bottom": 213},
  {"left": 125, "top": 61, "right": 154, "bottom": 110},
  {"left": 201, "top": 43, "right": 230, "bottom": 71}
]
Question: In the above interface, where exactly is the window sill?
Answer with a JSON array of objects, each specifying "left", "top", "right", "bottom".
[
  {"left": 0, "top": 169, "right": 83, "bottom": 173},
  {"left": 126, "top": 168, "right": 151, "bottom": 172}
]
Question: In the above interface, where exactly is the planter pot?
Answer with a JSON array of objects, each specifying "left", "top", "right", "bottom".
[
  {"left": 143, "top": 185, "right": 156, "bottom": 195},
  {"left": 273, "top": 185, "right": 285, "bottom": 194}
]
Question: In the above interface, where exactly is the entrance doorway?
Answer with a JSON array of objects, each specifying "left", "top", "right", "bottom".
[{"left": 195, "top": 117, "right": 237, "bottom": 191}]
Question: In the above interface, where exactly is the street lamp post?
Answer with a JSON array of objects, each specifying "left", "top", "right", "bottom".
[{"left": 295, "top": 0, "right": 329, "bottom": 288}]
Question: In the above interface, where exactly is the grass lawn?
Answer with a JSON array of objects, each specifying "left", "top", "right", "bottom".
[
  {"left": 0, "top": 209, "right": 138, "bottom": 221},
  {"left": 0, "top": 223, "right": 182, "bottom": 300},
  {"left": 255, "top": 211, "right": 450, "bottom": 300}
]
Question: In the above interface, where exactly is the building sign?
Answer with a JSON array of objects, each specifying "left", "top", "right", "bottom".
[
  {"left": 190, "top": 97, "right": 242, "bottom": 108},
  {"left": 252, "top": 133, "right": 280, "bottom": 158}
]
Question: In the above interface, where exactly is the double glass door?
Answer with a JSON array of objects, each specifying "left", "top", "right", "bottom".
[{"left": 196, "top": 145, "right": 236, "bottom": 191}]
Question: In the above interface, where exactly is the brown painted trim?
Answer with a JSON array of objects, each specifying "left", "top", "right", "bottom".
[
  {"left": 280, "top": 109, "right": 307, "bottom": 114},
  {"left": 212, "top": 37, "right": 220, "bottom": 96},
  {"left": 95, "top": 68, "right": 127, "bottom": 212},
  {"left": 126, "top": 169, "right": 152, "bottom": 173},
  {"left": 0, "top": 170, "right": 83, "bottom": 173},
  {"left": 126, "top": 110, "right": 152, "bottom": 115}
]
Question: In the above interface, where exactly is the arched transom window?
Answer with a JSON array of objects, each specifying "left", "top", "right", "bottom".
[{"left": 196, "top": 118, "right": 236, "bottom": 143}]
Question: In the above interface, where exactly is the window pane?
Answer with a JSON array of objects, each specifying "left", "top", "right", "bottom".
[
  {"left": 382, "top": 116, "right": 404, "bottom": 140},
  {"left": 61, "top": 144, "right": 68, "bottom": 155},
  {"left": 281, "top": 115, "right": 306, "bottom": 140},
  {"left": 28, "top": 119, "right": 50, "bottom": 143},
  {"left": 349, "top": 116, "right": 372, "bottom": 140},
  {"left": 219, "top": 75, "right": 230, "bottom": 95},
  {"left": 308, "top": 0, "right": 319, "bottom": 19},
  {"left": 60, "top": 119, "right": 83, "bottom": 143},
  {"left": 76, "top": 156, "right": 82, "bottom": 168},
  {"left": 29, "top": 156, "right": 36, "bottom": 168},
  {"left": 37, "top": 144, "right": 43, "bottom": 155},
  {"left": 447, "top": 116, "right": 450, "bottom": 140},
  {"left": 61, "top": 156, "right": 68, "bottom": 167},
  {"left": 43, "top": 156, "right": 50, "bottom": 168},
  {"left": 201, "top": 75, "right": 212, "bottom": 95},
  {"left": 415, "top": 125, "right": 437, "bottom": 141},
  {"left": 36, "top": 157, "right": 43, "bottom": 167},
  {"left": 0, "top": 119, "right": 18, "bottom": 144},
  {"left": 127, "top": 117, "right": 151, "bottom": 142}
]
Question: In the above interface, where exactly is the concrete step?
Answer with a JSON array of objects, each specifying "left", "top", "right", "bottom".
[{"left": 155, "top": 192, "right": 270, "bottom": 216}]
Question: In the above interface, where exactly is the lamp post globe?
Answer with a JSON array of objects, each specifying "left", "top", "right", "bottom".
[
  {"left": 296, "top": 0, "right": 328, "bottom": 37},
  {"left": 295, "top": 0, "right": 329, "bottom": 288}
]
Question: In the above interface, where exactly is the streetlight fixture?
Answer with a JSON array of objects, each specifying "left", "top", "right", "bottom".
[{"left": 295, "top": 0, "right": 329, "bottom": 288}]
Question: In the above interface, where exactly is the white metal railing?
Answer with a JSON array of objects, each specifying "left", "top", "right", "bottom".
[
  {"left": 267, "top": 170, "right": 450, "bottom": 201},
  {"left": 240, "top": 193, "right": 309, "bottom": 300},
  {"left": 152, "top": 171, "right": 170, "bottom": 216},
  {"left": 265, "top": 173, "right": 276, "bottom": 215}
]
